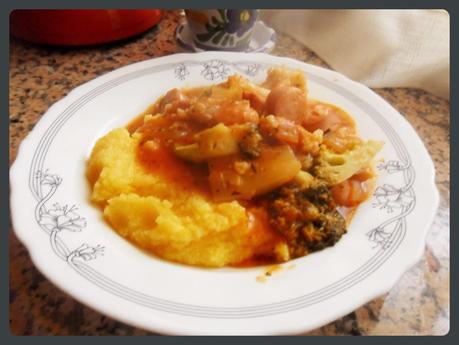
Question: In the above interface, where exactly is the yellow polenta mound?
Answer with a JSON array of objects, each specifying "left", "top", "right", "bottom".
[{"left": 86, "top": 128, "right": 257, "bottom": 267}]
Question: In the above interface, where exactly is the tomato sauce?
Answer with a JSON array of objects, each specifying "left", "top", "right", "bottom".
[
  {"left": 125, "top": 93, "right": 376, "bottom": 267},
  {"left": 137, "top": 143, "right": 211, "bottom": 197}
]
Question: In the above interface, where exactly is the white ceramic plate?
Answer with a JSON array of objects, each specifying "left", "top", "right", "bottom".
[{"left": 10, "top": 52, "right": 439, "bottom": 335}]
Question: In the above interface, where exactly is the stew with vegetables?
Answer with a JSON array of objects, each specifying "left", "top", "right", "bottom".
[{"left": 87, "top": 67, "right": 383, "bottom": 268}]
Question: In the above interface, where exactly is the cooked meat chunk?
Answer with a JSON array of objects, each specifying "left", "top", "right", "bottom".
[
  {"left": 189, "top": 98, "right": 259, "bottom": 126},
  {"left": 267, "top": 181, "right": 347, "bottom": 258},
  {"left": 259, "top": 115, "right": 323, "bottom": 155},
  {"left": 159, "top": 88, "right": 190, "bottom": 114},
  {"left": 239, "top": 125, "right": 263, "bottom": 159},
  {"left": 265, "top": 85, "right": 309, "bottom": 123}
]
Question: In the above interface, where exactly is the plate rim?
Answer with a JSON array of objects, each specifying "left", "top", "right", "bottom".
[{"left": 9, "top": 52, "right": 439, "bottom": 335}]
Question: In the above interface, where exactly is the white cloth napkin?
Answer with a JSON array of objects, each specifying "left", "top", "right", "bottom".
[{"left": 260, "top": 10, "right": 449, "bottom": 99}]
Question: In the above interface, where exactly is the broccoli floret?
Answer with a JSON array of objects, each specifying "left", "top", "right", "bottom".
[
  {"left": 314, "top": 140, "right": 383, "bottom": 185},
  {"left": 267, "top": 180, "right": 347, "bottom": 258},
  {"left": 239, "top": 125, "right": 263, "bottom": 159}
]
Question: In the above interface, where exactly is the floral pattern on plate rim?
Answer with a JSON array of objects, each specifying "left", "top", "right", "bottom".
[{"left": 27, "top": 59, "right": 416, "bottom": 318}]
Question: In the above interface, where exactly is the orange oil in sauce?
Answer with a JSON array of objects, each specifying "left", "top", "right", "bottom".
[{"left": 125, "top": 98, "right": 372, "bottom": 267}]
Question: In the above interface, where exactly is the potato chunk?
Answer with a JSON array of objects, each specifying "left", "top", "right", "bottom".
[{"left": 209, "top": 145, "right": 301, "bottom": 201}]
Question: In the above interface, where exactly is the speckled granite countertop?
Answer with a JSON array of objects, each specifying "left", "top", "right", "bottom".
[{"left": 9, "top": 10, "right": 450, "bottom": 335}]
